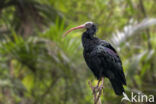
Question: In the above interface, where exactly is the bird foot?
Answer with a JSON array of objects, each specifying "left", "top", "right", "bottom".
[
  {"left": 92, "top": 86, "right": 99, "bottom": 93},
  {"left": 93, "top": 85, "right": 104, "bottom": 93},
  {"left": 98, "top": 85, "right": 104, "bottom": 91},
  {"left": 88, "top": 80, "right": 99, "bottom": 93},
  {"left": 88, "top": 80, "right": 104, "bottom": 93}
]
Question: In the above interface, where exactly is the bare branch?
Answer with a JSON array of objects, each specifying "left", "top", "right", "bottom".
[{"left": 88, "top": 81, "right": 102, "bottom": 104}]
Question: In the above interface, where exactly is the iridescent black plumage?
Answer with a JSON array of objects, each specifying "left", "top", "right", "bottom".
[
  {"left": 82, "top": 24, "right": 126, "bottom": 95},
  {"left": 63, "top": 22, "right": 126, "bottom": 95}
]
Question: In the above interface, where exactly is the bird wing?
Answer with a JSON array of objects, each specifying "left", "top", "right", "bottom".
[{"left": 90, "top": 44, "right": 126, "bottom": 85}]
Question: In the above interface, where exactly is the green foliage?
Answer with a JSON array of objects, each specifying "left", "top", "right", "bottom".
[{"left": 0, "top": 0, "right": 156, "bottom": 104}]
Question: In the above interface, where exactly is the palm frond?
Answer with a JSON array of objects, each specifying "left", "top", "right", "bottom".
[{"left": 111, "top": 18, "right": 156, "bottom": 46}]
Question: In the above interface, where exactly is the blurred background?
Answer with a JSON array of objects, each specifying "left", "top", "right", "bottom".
[{"left": 0, "top": 0, "right": 156, "bottom": 104}]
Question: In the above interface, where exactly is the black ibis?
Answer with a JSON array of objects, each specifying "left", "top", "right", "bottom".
[{"left": 63, "top": 22, "right": 126, "bottom": 95}]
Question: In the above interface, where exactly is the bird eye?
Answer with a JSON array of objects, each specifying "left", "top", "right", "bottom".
[{"left": 85, "top": 22, "right": 93, "bottom": 28}]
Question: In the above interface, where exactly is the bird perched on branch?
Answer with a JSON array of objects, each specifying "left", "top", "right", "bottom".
[{"left": 63, "top": 22, "right": 126, "bottom": 95}]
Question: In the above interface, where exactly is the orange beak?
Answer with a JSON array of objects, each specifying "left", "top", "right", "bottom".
[{"left": 63, "top": 24, "right": 86, "bottom": 37}]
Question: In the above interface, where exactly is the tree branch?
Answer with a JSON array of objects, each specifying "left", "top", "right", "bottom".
[{"left": 88, "top": 81, "right": 102, "bottom": 104}]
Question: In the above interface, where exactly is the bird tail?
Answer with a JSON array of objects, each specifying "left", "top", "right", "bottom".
[{"left": 109, "top": 78, "right": 124, "bottom": 95}]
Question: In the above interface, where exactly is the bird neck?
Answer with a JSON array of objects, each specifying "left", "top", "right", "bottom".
[{"left": 82, "top": 31, "right": 96, "bottom": 50}]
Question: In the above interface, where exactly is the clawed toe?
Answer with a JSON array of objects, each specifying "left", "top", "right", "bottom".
[
  {"left": 99, "top": 85, "right": 104, "bottom": 90},
  {"left": 88, "top": 79, "right": 104, "bottom": 94},
  {"left": 93, "top": 85, "right": 104, "bottom": 93},
  {"left": 93, "top": 86, "right": 99, "bottom": 93}
]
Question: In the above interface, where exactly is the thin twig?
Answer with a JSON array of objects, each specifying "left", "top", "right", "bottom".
[
  {"left": 95, "top": 89, "right": 102, "bottom": 104},
  {"left": 88, "top": 80, "right": 103, "bottom": 104},
  {"left": 88, "top": 81, "right": 97, "bottom": 102}
]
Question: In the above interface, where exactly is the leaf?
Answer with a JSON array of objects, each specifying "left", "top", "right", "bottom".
[
  {"left": 111, "top": 18, "right": 156, "bottom": 46},
  {"left": 22, "top": 74, "right": 34, "bottom": 91}
]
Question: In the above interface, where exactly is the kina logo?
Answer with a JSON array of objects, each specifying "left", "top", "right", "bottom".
[{"left": 121, "top": 92, "right": 154, "bottom": 103}]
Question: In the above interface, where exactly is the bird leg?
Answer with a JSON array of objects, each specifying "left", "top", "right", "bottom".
[
  {"left": 99, "top": 77, "right": 104, "bottom": 90},
  {"left": 97, "top": 79, "right": 101, "bottom": 88},
  {"left": 94, "top": 78, "right": 104, "bottom": 104},
  {"left": 88, "top": 79, "right": 101, "bottom": 93},
  {"left": 93, "top": 79, "right": 101, "bottom": 92}
]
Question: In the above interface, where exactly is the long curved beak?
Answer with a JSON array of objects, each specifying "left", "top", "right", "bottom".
[{"left": 63, "top": 24, "right": 86, "bottom": 37}]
